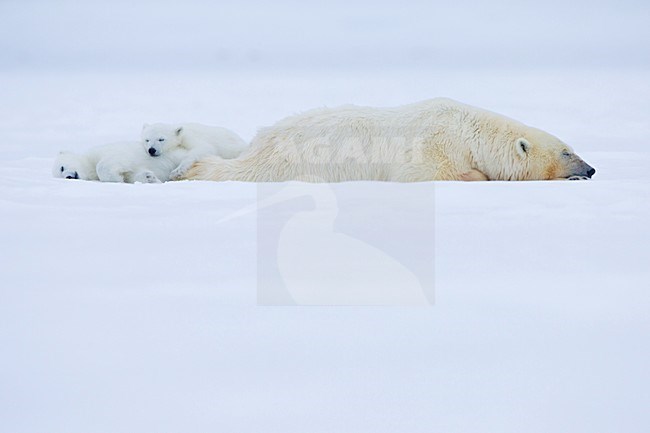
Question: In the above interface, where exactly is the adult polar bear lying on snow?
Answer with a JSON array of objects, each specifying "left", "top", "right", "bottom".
[
  {"left": 53, "top": 141, "right": 175, "bottom": 183},
  {"left": 183, "top": 98, "right": 595, "bottom": 182},
  {"left": 141, "top": 123, "right": 248, "bottom": 180}
]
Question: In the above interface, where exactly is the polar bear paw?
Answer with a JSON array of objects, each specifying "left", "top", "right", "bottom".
[
  {"left": 134, "top": 170, "right": 161, "bottom": 184},
  {"left": 170, "top": 162, "right": 193, "bottom": 181},
  {"left": 169, "top": 168, "right": 185, "bottom": 181},
  {"left": 459, "top": 169, "right": 489, "bottom": 181}
]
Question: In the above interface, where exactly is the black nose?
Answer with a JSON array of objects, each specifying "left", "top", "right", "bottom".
[
  {"left": 587, "top": 168, "right": 596, "bottom": 178},
  {"left": 148, "top": 147, "right": 157, "bottom": 156},
  {"left": 65, "top": 172, "right": 78, "bottom": 179}
]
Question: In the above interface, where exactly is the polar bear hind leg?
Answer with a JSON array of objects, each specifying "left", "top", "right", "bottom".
[{"left": 96, "top": 160, "right": 128, "bottom": 182}]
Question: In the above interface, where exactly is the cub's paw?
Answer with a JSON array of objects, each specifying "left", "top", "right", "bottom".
[
  {"left": 170, "top": 164, "right": 193, "bottom": 181},
  {"left": 134, "top": 171, "right": 161, "bottom": 184},
  {"left": 169, "top": 168, "right": 185, "bottom": 181},
  {"left": 567, "top": 175, "right": 590, "bottom": 181}
]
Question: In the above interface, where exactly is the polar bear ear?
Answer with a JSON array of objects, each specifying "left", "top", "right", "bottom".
[
  {"left": 515, "top": 138, "right": 530, "bottom": 159},
  {"left": 175, "top": 127, "right": 183, "bottom": 136}
]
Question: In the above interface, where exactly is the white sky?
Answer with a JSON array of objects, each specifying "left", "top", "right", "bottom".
[{"left": 1, "top": 0, "right": 649, "bottom": 70}]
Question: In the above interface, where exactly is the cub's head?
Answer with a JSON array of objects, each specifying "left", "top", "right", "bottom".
[
  {"left": 141, "top": 123, "right": 184, "bottom": 157},
  {"left": 511, "top": 128, "right": 595, "bottom": 181},
  {"left": 52, "top": 151, "right": 95, "bottom": 180}
]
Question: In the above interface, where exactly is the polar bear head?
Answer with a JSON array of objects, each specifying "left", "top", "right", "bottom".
[
  {"left": 475, "top": 119, "right": 595, "bottom": 181},
  {"left": 507, "top": 127, "right": 595, "bottom": 181},
  {"left": 141, "top": 123, "right": 185, "bottom": 157},
  {"left": 52, "top": 151, "right": 97, "bottom": 180}
]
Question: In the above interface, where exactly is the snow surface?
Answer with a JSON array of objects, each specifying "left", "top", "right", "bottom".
[
  {"left": 2, "top": 68, "right": 649, "bottom": 433},
  {"left": 2, "top": 1, "right": 650, "bottom": 431}
]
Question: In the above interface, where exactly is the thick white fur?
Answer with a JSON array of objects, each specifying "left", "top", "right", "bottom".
[
  {"left": 184, "top": 98, "right": 594, "bottom": 182},
  {"left": 53, "top": 141, "right": 177, "bottom": 183},
  {"left": 141, "top": 123, "right": 248, "bottom": 180}
]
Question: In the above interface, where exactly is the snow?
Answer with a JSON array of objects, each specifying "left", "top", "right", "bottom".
[{"left": 2, "top": 1, "right": 650, "bottom": 432}]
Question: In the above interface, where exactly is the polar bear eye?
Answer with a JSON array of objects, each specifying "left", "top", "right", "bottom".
[
  {"left": 562, "top": 150, "right": 571, "bottom": 157},
  {"left": 145, "top": 139, "right": 150, "bottom": 143},
  {"left": 158, "top": 138, "right": 165, "bottom": 142},
  {"left": 60, "top": 166, "right": 64, "bottom": 172}
]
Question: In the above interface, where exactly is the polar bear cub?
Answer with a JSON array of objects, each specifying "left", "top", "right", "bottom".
[
  {"left": 54, "top": 151, "right": 101, "bottom": 181},
  {"left": 53, "top": 141, "right": 176, "bottom": 183},
  {"left": 141, "top": 123, "right": 248, "bottom": 180}
]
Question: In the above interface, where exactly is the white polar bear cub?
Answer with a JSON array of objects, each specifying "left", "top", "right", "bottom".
[
  {"left": 141, "top": 123, "right": 248, "bottom": 180},
  {"left": 53, "top": 141, "right": 176, "bottom": 183}
]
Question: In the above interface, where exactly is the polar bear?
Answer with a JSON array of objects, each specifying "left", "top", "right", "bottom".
[
  {"left": 54, "top": 151, "right": 100, "bottom": 181},
  {"left": 182, "top": 98, "right": 595, "bottom": 182},
  {"left": 141, "top": 123, "right": 248, "bottom": 180},
  {"left": 53, "top": 141, "right": 176, "bottom": 183}
]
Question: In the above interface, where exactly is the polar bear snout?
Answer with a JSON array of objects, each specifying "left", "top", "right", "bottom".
[
  {"left": 65, "top": 171, "right": 78, "bottom": 179},
  {"left": 148, "top": 147, "right": 160, "bottom": 157},
  {"left": 566, "top": 157, "right": 596, "bottom": 179},
  {"left": 577, "top": 162, "right": 596, "bottom": 178}
]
